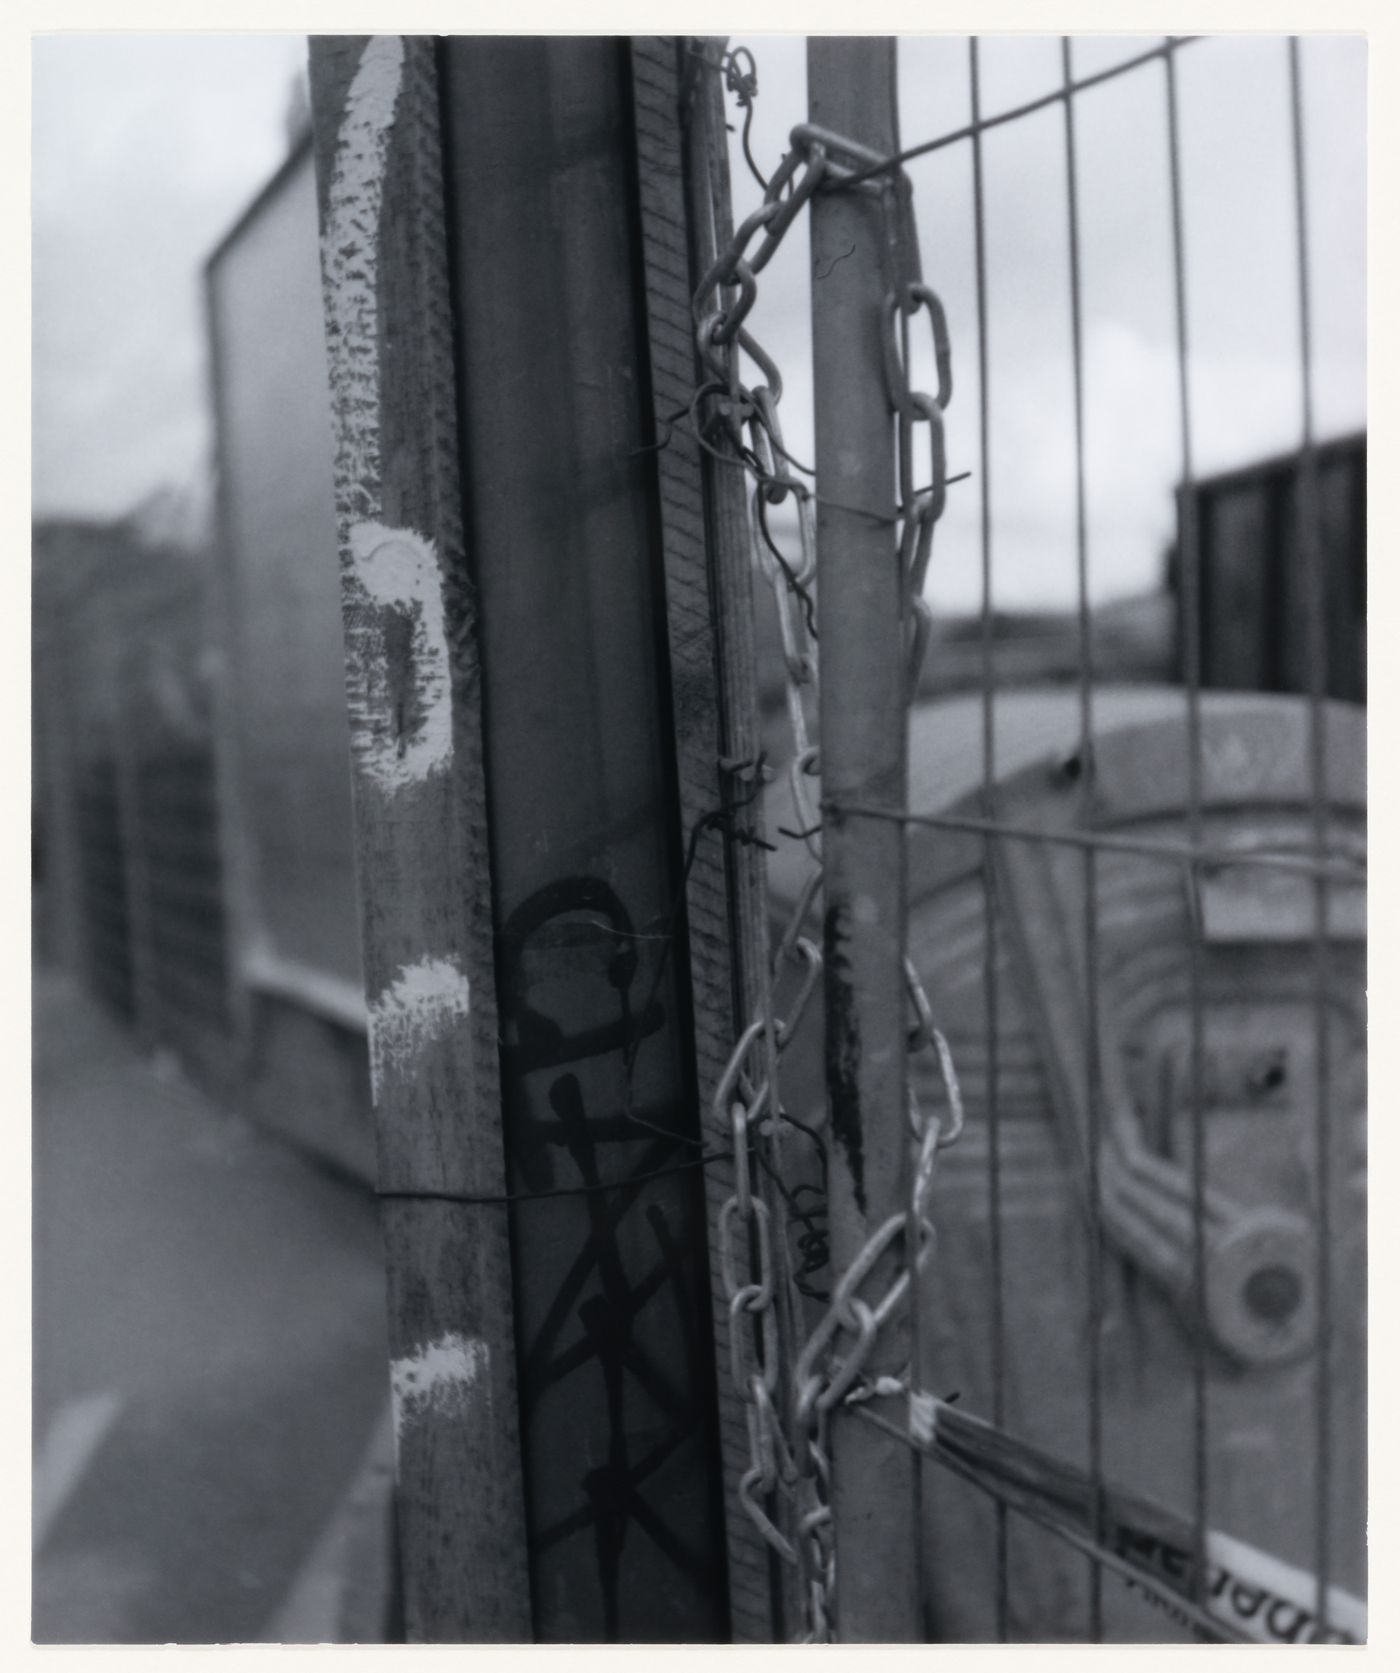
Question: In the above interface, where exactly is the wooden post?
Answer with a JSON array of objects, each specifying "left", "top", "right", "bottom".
[
  {"left": 307, "top": 37, "right": 532, "bottom": 1641},
  {"left": 630, "top": 36, "right": 803, "bottom": 1643},
  {"left": 808, "top": 36, "right": 920, "bottom": 1643}
]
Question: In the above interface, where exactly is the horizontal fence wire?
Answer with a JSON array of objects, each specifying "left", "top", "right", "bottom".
[
  {"left": 826, "top": 803, "right": 1363, "bottom": 882},
  {"left": 842, "top": 37, "right": 1203, "bottom": 182}
]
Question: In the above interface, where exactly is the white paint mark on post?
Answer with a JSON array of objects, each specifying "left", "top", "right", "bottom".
[
  {"left": 322, "top": 44, "right": 455, "bottom": 794},
  {"left": 367, "top": 956, "right": 471, "bottom": 1103},
  {"left": 347, "top": 522, "right": 454, "bottom": 788},
  {"left": 322, "top": 35, "right": 404, "bottom": 511},
  {"left": 390, "top": 1334, "right": 488, "bottom": 1443}
]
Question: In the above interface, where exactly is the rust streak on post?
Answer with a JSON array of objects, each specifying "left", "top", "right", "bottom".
[
  {"left": 808, "top": 36, "right": 918, "bottom": 1644},
  {"left": 307, "top": 36, "right": 532, "bottom": 1641}
]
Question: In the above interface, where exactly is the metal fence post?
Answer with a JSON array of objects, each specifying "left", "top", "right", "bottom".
[{"left": 808, "top": 35, "right": 919, "bottom": 1644}]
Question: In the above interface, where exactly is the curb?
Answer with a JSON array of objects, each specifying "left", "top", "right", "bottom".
[{"left": 262, "top": 1403, "right": 399, "bottom": 1643}]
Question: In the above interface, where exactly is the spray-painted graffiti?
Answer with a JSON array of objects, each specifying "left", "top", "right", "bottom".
[{"left": 499, "top": 875, "right": 724, "bottom": 1639}]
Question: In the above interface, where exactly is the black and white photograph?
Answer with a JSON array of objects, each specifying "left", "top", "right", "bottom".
[{"left": 29, "top": 16, "right": 1371, "bottom": 1647}]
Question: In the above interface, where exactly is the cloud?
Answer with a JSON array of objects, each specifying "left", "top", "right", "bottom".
[
  {"left": 32, "top": 35, "right": 309, "bottom": 519},
  {"left": 30, "top": 30, "right": 1363, "bottom": 565}
]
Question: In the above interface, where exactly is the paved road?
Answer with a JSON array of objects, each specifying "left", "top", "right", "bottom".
[{"left": 33, "top": 969, "right": 393, "bottom": 1643}]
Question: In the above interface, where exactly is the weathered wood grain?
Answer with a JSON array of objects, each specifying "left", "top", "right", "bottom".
[
  {"left": 307, "top": 35, "right": 532, "bottom": 1642},
  {"left": 644, "top": 35, "right": 806, "bottom": 1642}
]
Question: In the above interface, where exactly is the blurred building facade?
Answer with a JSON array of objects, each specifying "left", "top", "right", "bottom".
[
  {"left": 33, "top": 132, "right": 377, "bottom": 1182},
  {"left": 33, "top": 516, "right": 235, "bottom": 1090}
]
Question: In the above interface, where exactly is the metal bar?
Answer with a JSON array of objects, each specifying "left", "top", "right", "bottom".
[
  {"left": 1163, "top": 40, "right": 1210, "bottom": 1611},
  {"left": 440, "top": 35, "right": 728, "bottom": 1642},
  {"left": 1287, "top": 36, "right": 1334, "bottom": 1638},
  {"left": 1059, "top": 36, "right": 1104, "bottom": 1641},
  {"left": 808, "top": 35, "right": 918, "bottom": 1644},
  {"left": 968, "top": 34, "right": 1009, "bottom": 1644},
  {"left": 307, "top": 36, "right": 533, "bottom": 1641},
  {"left": 840, "top": 38, "right": 1203, "bottom": 185},
  {"left": 830, "top": 804, "right": 1363, "bottom": 882}
]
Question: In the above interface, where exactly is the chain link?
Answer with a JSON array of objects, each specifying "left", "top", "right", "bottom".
[
  {"left": 882, "top": 278, "right": 953, "bottom": 700},
  {"left": 695, "top": 58, "right": 965, "bottom": 1640}
]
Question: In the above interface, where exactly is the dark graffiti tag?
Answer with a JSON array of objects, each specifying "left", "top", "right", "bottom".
[
  {"left": 1112, "top": 1522, "right": 1362, "bottom": 1645},
  {"left": 823, "top": 895, "right": 866, "bottom": 1215},
  {"left": 499, "top": 876, "right": 723, "bottom": 1640}
]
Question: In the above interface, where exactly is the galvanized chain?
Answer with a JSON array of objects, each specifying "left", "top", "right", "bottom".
[
  {"left": 695, "top": 61, "right": 966, "bottom": 1641},
  {"left": 885, "top": 278, "right": 953, "bottom": 702}
]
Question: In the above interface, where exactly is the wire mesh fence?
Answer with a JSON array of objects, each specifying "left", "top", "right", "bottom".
[{"left": 686, "top": 32, "right": 1365, "bottom": 1644}]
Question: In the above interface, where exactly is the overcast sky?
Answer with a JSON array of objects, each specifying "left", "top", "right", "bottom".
[
  {"left": 32, "top": 34, "right": 308, "bottom": 525},
  {"left": 730, "top": 34, "right": 1365, "bottom": 606},
  {"left": 32, "top": 34, "right": 1364, "bottom": 606}
]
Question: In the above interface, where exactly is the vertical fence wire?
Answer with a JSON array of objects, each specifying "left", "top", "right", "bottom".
[
  {"left": 887, "top": 46, "right": 934, "bottom": 1644},
  {"left": 1059, "top": 35, "right": 1105, "bottom": 1642},
  {"left": 692, "top": 33, "right": 1353, "bottom": 1641},
  {"left": 1286, "top": 35, "right": 1334, "bottom": 1639},
  {"left": 1162, "top": 39, "right": 1211, "bottom": 1610},
  {"left": 968, "top": 34, "right": 1010, "bottom": 1645}
]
